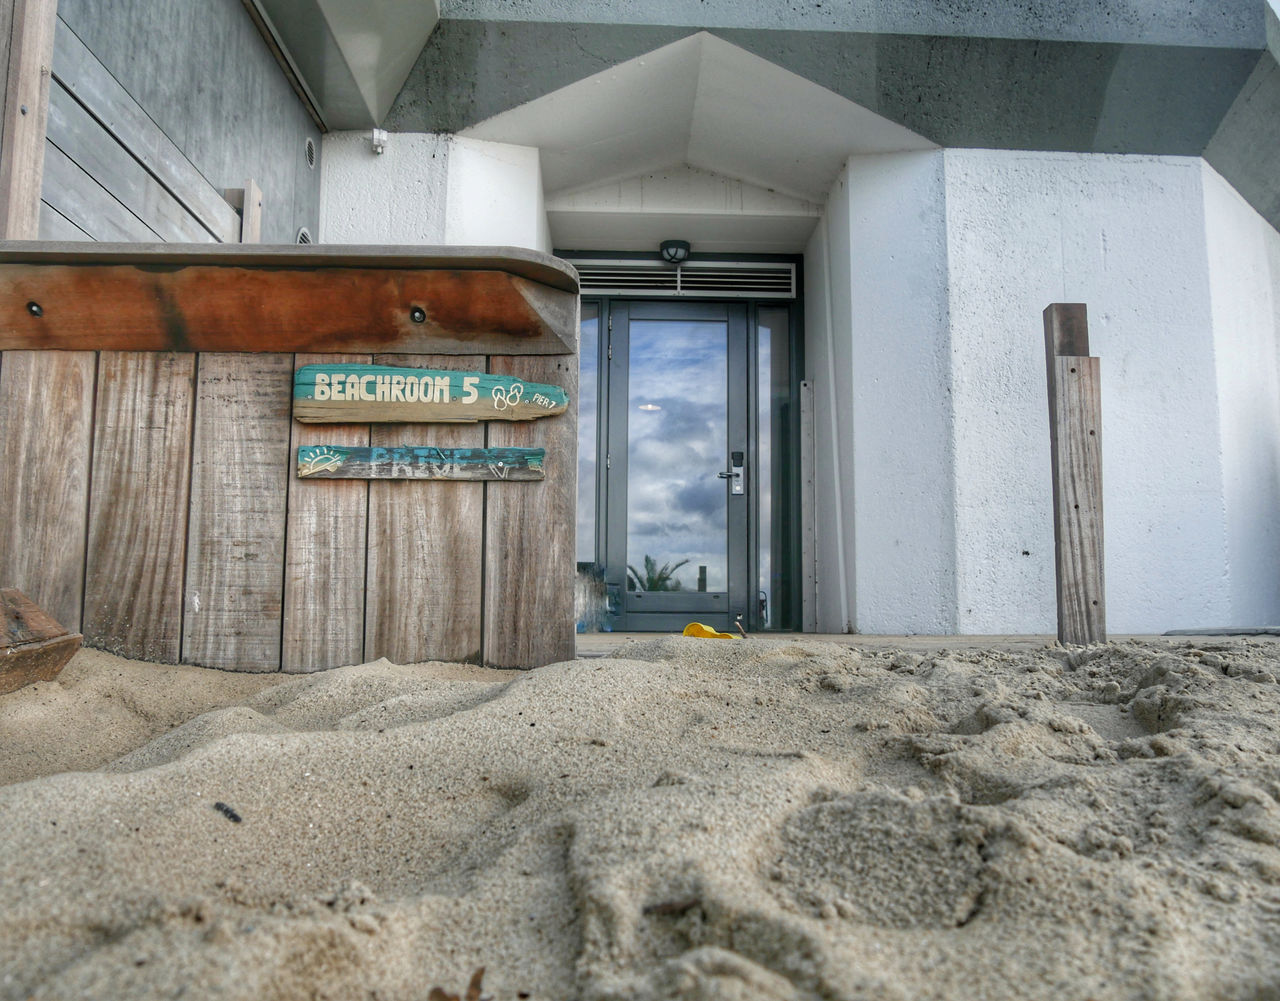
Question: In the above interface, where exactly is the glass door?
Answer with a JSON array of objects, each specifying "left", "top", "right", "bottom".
[{"left": 605, "top": 301, "right": 750, "bottom": 631}]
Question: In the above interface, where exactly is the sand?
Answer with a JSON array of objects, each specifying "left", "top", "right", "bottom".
[{"left": 1, "top": 637, "right": 1279, "bottom": 1000}]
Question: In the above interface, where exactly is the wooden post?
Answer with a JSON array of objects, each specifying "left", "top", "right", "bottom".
[
  {"left": 222, "top": 179, "right": 263, "bottom": 243},
  {"left": 1044, "top": 303, "right": 1106, "bottom": 644},
  {"left": 0, "top": 0, "right": 57, "bottom": 237}
]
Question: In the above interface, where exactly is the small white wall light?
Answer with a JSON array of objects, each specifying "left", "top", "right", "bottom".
[{"left": 660, "top": 239, "right": 690, "bottom": 264}]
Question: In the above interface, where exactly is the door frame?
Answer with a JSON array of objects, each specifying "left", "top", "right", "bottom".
[
  {"left": 605, "top": 299, "right": 750, "bottom": 631},
  {"left": 573, "top": 255, "right": 805, "bottom": 633}
]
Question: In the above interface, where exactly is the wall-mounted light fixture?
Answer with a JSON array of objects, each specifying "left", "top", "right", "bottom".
[{"left": 660, "top": 239, "right": 690, "bottom": 264}]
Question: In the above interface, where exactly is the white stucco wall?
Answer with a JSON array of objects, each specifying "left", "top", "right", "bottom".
[
  {"left": 1204, "top": 162, "right": 1280, "bottom": 626},
  {"left": 944, "top": 150, "right": 1231, "bottom": 635},
  {"left": 846, "top": 152, "right": 956, "bottom": 635},
  {"left": 318, "top": 132, "right": 450, "bottom": 243},
  {"left": 318, "top": 133, "right": 550, "bottom": 251},
  {"left": 807, "top": 148, "right": 1280, "bottom": 635}
]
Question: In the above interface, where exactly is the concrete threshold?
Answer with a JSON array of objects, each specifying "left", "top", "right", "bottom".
[{"left": 574, "top": 632, "right": 1280, "bottom": 658}]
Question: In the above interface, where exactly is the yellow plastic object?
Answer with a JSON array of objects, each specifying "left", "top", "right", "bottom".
[{"left": 682, "top": 622, "right": 738, "bottom": 639}]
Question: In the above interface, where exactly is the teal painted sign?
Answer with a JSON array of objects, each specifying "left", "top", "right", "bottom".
[
  {"left": 293, "top": 364, "right": 568, "bottom": 424},
  {"left": 297, "top": 445, "right": 545, "bottom": 481}
]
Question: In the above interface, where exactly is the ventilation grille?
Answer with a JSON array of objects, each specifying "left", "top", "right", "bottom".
[
  {"left": 296, "top": 226, "right": 312, "bottom": 244},
  {"left": 574, "top": 260, "right": 795, "bottom": 298}
]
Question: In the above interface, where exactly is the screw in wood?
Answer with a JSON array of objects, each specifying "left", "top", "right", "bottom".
[
  {"left": 409, "top": 306, "right": 426, "bottom": 324},
  {"left": 26, "top": 301, "right": 42, "bottom": 317}
]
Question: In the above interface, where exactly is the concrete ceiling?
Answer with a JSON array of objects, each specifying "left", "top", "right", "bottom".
[
  {"left": 461, "top": 32, "right": 935, "bottom": 204},
  {"left": 387, "top": 12, "right": 1280, "bottom": 234},
  {"left": 248, "top": 0, "right": 440, "bottom": 128}
]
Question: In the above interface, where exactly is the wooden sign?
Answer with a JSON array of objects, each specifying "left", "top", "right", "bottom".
[
  {"left": 297, "top": 445, "right": 545, "bottom": 481},
  {"left": 293, "top": 364, "right": 569, "bottom": 423}
]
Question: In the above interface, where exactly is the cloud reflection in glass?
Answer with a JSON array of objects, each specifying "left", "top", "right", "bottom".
[{"left": 626, "top": 320, "right": 728, "bottom": 592}]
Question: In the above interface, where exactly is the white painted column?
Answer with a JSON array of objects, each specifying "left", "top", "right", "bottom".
[
  {"left": 804, "top": 197, "right": 854, "bottom": 633},
  {"left": 805, "top": 152, "right": 956, "bottom": 634},
  {"left": 445, "top": 137, "right": 550, "bottom": 252},
  {"left": 1203, "top": 162, "right": 1280, "bottom": 627}
]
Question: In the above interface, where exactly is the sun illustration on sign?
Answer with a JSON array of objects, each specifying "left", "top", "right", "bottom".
[{"left": 300, "top": 446, "right": 343, "bottom": 476}]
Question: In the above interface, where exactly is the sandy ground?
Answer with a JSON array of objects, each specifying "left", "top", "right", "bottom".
[{"left": 1, "top": 637, "right": 1279, "bottom": 1000}]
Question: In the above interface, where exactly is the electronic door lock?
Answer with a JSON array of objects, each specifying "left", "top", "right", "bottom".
[{"left": 718, "top": 450, "right": 745, "bottom": 495}]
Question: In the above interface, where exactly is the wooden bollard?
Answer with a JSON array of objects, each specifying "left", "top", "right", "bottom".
[{"left": 1043, "top": 304, "right": 1106, "bottom": 645}]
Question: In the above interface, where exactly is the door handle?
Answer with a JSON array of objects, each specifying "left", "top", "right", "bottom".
[{"left": 718, "top": 451, "right": 745, "bottom": 495}]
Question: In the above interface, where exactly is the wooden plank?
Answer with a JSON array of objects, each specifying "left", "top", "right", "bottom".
[
  {"left": 0, "top": 0, "right": 56, "bottom": 239},
  {"left": 51, "top": 16, "right": 240, "bottom": 243},
  {"left": 46, "top": 81, "right": 216, "bottom": 243},
  {"left": 83, "top": 352, "right": 195, "bottom": 662},
  {"left": 1044, "top": 303, "right": 1106, "bottom": 645},
  {"left": 513, "top": 275, "right": 580, "bottom": 354},
  {"left": 240, "top": 178, "right": 262, "bottom": 244},
  {"left": 294, "top": 363, "right": 569, "bottom": 423},
  {"left": 0, "top": 242, "right": 580, "bottom": 291},
  {"left": 0, "top": 2, "right": 12, "bottom": 127},
  {"left": 0, "top": 262, "right": 579, "bottom": 355},
  {"left": 183, "top": 353, "right": 292, "bottom": 671},
  {"left": 40, "top": 138, "right": 159, "bottom": 242},
  {"left": 282, "top": 352, "right": 368, "bottom": 675},
  {"left": 1049, "top": 355, "right": 1106, "bottom": 644},
  {"left": 365, "top": 353, "right": 485, "bottom": 666},
  {"left": 1043, "top": 301, "right": 1090, "bottom": 360},
  {"left": 299, "top": 445, "right": 545, "bottom": 481},
  {"left": 38, "top": 200, "right": 91, "bottom": 241},
  {"left": 484, "top": 354, "right": 578, "bottom": 668},
  {"left": 0, "top": 350, "right": 95, "bottom": 631},
  {"left": 1, "top": 588, "right": 81, "bottom": 696}
]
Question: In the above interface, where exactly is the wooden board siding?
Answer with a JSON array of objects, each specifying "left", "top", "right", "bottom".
[
  {"left": 83, "top": 352, "right": 195, "bottom": 662},
  {"left": 0, "top": 350, "right": 95, "bottom": 631},
  {"left": 282, "top": 353, "right": 369, "bottom": 674},
  {"left": 484, "top": 354, "right": 578, "bottom": 669},
  {"left": 45, "top": 81, "right": 217, "bottom": 243},
  {"left": 41, "top": 139, "right": 157, "bottom": 242},
  {"left": 365, "top": 354, "right": 485, "bottom": 666},
  {"left": 183, "top": 353, "right": 292, "bottom": 671},
  {"left": 38, "top": 201, "right": 91, "bottom": 241},
  {"left": 50, "top": 16, "right": 240, "bottom": 243}
]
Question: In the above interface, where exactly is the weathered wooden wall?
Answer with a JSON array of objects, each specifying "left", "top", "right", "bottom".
[
  {"left": 1, "top": 345, "right": 577, "bottom": 671},
  {"left": 0, "top": 248, "right": 580, "bottom": 672},
  {"left": 46, "top": 3, "right": 319, "bottom": 243}
]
